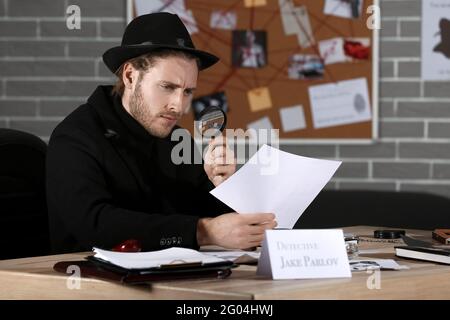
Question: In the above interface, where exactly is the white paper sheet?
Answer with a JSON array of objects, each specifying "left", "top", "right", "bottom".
[
  {"left": 279, "top": 0, "right": 314, "bottom": 47},
  {"left": 324, "top": 0, "right": 363, "bottom": 19},
  {"left": 308, "top": 77, "right": 372, "bottom": 129},
  {"left": 202, "top": 251, "right": 260, "bottom": 264},
  {"left": 293, "top": 6, "right": 315, "bottom": 48},
  {"left": 349, "top": 259, "right": 409, "bottom": 271},
  {"left": 210, "top": 10, "right": 237, "bottom": 30},
  {"left": 246, "top": 116, "right": 278, "bottom": 141},
  {"left": 93, "top": 247, "right": 225, "bottom": 269},
  {"left": 134, "top": 0, "right": 198, "bottom": 34},
  {"left": 421, "top": 0, "right": 450, "bottom": 80},
  {"left": 279, "top": 0, "right": 299, "bottom": 35},
  {"left": 279, "top": 105, "right": 307, "bottom": 132},
  {"left": 210, "top": 144, "right": 342, "bottom": 228},
  {"left": 319, "top": 37, "right": 347, "bottom": 65}
]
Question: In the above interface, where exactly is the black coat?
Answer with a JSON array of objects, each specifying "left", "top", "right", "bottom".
[{"left": 46, "top": 85, "right": 230, "bottom": 253}]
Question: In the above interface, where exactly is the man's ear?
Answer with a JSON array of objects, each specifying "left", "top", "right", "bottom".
[{"left": 122, "top": 63, "right": 138, "bottom": 91}]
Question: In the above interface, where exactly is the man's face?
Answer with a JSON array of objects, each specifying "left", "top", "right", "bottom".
[{"left": 128, "top": 56, "right": 198, "bottom": 138}]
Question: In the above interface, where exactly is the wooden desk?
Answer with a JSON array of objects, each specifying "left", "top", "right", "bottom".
[{"left": 0, "top": 226, "right": 449, "bottom": 300}]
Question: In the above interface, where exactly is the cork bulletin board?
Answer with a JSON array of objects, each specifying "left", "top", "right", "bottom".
[{"left": 128, "top": 0, "right": 379, "bottom": 143}]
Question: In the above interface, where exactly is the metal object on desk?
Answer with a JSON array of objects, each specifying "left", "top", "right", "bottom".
[
  {"left": 374, "top": 229, "right": 405, "bottom": 239},
  {"left": 344, "top": 233, "right": 359, "bottom": 259}
]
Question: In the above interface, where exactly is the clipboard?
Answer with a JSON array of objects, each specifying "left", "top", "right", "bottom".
[{"left": 54, "top": 257, "right": 236, "bottom": 284}]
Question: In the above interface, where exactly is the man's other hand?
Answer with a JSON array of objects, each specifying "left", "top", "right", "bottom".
[
  {"left": 197, "top": 212, "right": 277, "bottom": 249},
  {"left": 203, "top": 136, "right": 236, "bottom": 187}
]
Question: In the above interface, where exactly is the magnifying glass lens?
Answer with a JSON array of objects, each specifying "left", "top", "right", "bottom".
[{"left": 197, "top": 107, "right": 226, "bottom": 138}]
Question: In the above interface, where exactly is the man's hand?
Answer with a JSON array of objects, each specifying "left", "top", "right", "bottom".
[
  {"left": 197, "top": 212, "right": 277, "bottom": 249},
  {"left": 204, "top": 136, "right": 236, "bottom": 187}
]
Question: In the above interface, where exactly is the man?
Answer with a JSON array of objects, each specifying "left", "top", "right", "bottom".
[{"left": 46, "top": 13, "right": 277, "bottom": 254}]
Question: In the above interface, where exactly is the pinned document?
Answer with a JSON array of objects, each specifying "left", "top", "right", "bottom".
[
  {"left": 134, "top": 0, "right": 198, "bottom": 34},
  {"left": 279, "top": 0, "right": 315, "bottom": 48},
  {"left": 279, "top": 105, "right": 307, "bottom": 132},
  {"left": 244, "top": 0, "right": 267, "bottom": 7},
  {"left": 247, "top": 87, "right": 272, "bottom": 112},
  {"left": 308, "top": 77, "right": 372, "bottom": 129},
  {"left": 210, "top": 10, "right": 237, "bottom": 30}
]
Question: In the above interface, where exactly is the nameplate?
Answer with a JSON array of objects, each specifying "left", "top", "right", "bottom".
[{"left": 256, "top": 229, "right": 351, "bottom": 280}]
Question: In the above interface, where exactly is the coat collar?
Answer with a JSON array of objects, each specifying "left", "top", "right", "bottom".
[
  {"left": 87, "top": 85, "right": 177, "bottom": 193},
  {"left": 87, "top": 85, "right": 148, "bottom": 143}
]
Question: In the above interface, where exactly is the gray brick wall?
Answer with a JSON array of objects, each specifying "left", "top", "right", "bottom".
[
  {"left": 0, "top": 0, "right": 122, "bottom": 139},
  {"left": 324, "top": 0, "right": 450, "bottom": 199},
  {"left": 2, "top": 0, "right": 450, "bottom": 199}
]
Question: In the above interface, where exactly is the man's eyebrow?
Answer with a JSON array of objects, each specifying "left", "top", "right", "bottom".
[{"left": 159, "top": 80, "right": 196, "bottom": 91}]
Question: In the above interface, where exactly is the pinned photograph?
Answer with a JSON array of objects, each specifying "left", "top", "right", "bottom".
[
  {"left": 344, "top": 38, "right": 370, "bottom": 60},
  {"left": 210, "top": 10, "right": 237, "bottom": 30},
  {"left": 319, "top": 37, "right": 347, "bottom": 65},
  {"left": 324, "top": 0, "right": 363, "bottom": 19},
  {"left": 288, "top": 54, "right": 324, "bottom": 80},
  {"left": 232, "top": 30, "right": 267, "bottom": 68},
  {"left": 191, "top": 91, "right": 228, "bottom": 121}
]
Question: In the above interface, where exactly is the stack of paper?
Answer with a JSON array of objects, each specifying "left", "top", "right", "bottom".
[{"left": 93, "top": 247, "right": 227, "bottom": 269}]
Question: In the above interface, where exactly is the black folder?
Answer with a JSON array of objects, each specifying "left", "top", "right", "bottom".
[{"left": 54, "top": 257, "right": 237, "bottom": 284}]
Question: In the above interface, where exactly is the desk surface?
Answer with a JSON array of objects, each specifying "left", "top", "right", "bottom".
[{"left": 0, "top": 226, "right": 449, "bottom": 300}]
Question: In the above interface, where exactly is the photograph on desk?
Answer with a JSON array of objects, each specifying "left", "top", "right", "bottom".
[{"left": 2, "top": 0, "right": 450, "bottom": 307}]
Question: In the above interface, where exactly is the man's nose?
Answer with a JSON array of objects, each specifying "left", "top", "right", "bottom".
[{"left": 169, "top": 91, "right": 185, "bottom": 113}]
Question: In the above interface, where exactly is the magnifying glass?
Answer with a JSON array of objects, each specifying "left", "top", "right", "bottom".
[{"left": 196, "top": 106, "right": 227, "bottom": 138}]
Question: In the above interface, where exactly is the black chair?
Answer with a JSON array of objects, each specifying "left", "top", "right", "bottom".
[
  {"left": 0, "top": 128, "right": 50, "bottom": 259},
  {"left": 295, "top": 190, "right": 450, "bottom": 230}
]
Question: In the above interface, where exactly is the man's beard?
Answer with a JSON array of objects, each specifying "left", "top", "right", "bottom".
[{"left": 128, "top": 84, "right": 178, "bottom": 138}]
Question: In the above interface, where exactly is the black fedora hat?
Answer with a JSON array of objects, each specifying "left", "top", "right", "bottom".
[{"left": 103, "top": 12, "right": 219, "bottom": 74}]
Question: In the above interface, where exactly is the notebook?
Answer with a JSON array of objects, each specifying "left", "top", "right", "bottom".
[
  {"left": 395, "top": 246, "right": 450, "bottom": 265},
  {"left": 53, "top": 247, "right": 237, "bottom": 284}
]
